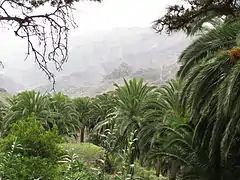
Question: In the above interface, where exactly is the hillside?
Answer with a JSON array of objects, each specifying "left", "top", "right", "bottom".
[
  {"left": 0, "top": 88, "right": 11, "bottom": 105},
  {"left": 34, "top": 27, "right": 190, "bottom": 97},
  {"left": 0, "top": 27, "right": 191, "bottom": 95},
  {"left": 0, "top": 74, "right": 25, "bottom": 94},
  {"left": 36, "top": 63, "right": 179, "bottom": 97}
]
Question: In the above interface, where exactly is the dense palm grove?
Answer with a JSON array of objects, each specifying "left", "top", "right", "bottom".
[{"left": 2, "top": 17, "right": 240, "bottom": 180}]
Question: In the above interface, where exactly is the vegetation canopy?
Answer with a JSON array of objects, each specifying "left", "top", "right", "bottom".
[
  {"left": 2, "top": 0, "right": 240, "bottom": 179},
  {"left": 154, "top": 0, "right": 240, "bottom": 35}
]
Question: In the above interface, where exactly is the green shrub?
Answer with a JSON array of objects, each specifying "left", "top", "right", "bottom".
[
  {"left": 60, "top": 151, "right": 103, "bottom": 180},
  {"left": 2, "top": 116, "right": 63, "bottom": 158},
  {"left": 0, "top": 116, "right": 64, "bottom": 180},
  {"left": 0, "top": 153, "right": 63, "bottom": 179}
]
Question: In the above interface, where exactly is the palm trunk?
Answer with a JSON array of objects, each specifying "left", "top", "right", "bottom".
[
  {"left": 80, "top": 127, "right": 85, "bottom": 142},
  {"left": 156, "top": 157, "right": 162, "bottom": 177},
  {"left": 128, "top": 152, "right": 135, "bottom": 177},
  {"left": 169, "top": 160, "right": 180, "bottom": 180},
  {"left": 139, "top": 156, "right": 144, "bottom": 167},
  {"left": 147, "top": 159, "right": 152, "bottom": 170},
  {"left": 84, "top": 127, "right": 89, "bottom": 141},
  {"left": 211, "top": 143, "right": 221, "bottom": 180}
]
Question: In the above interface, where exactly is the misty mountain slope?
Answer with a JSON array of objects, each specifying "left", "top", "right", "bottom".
[
  {"left": 36, "top": 62, "right": 180, "bottom": 97},
  {"left": 65, "top": 27, "right": 190, "bottom": 73},
  {"left": 95, "top": 62, "right": 179, "bottom": 95},
  {"left": 0, "top": 89, "right": 11, "bottom": 105},
  {"left": 0, "top": 74, "right": 25, "bottom": 94},
  {"left": 34, "top": 27, "right": 191, "bottom": 97}
]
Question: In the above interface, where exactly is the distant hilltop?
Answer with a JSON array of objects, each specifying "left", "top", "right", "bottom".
[{"left": 0, "top": 27, "right": 191, "bottom": 95}]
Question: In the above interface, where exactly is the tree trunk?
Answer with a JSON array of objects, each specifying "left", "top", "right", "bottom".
[
  {"left": 211, "top": 143, "right": 221, "bottom": 180},
  {"left": 74, "top": 128, "right": 81, "bottom": 142},
  {"left": 169, "top": 160, "right": 180, "bottom": 180},
  {"left": 147, "top": 159, "right": 152, "bottom": 170},
  {"left": 84, "top": 127, "right": 89, "bottom": 141},
  {"left": 80, "top": 127, "right": 85, "bottom": 142},
  {"left": 139, "top": 156, "right": 144, "bottom": 167},
  {"left": 156, "top": 157, "right": 162, "bottom": 177}
]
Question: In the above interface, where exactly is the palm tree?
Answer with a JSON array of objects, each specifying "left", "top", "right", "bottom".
[
  {"left": 92, "top": 91, "right": 117, "bottom": 124},
  {"left": 178, "top": 20, "right": 240, "bottom": 179},
  {"left": 114, "top": 78, "right": 155, "bottom": 176},
  {"left": 114, "top": 78, "right": 155, "bottom": 136},
  {"left": 154, "top": 124, "right": 209, "bottom": 180},
  {"left": 72, "top": 97, "right": 91, "bottom": 142},
  {"left": 5, "top": 90, "right": 50, "bottom": 129},
  {"left": 178, "top": 20, "right": 240, "bottom": 79},
  {"left": 0, "top": 104, "right": 7, "bottom": 137},
  {"left": 0, "top": 93, "right": 10, "bottom": 137},
  {"left": 138, "top": 79, "right": 187, "bottom": 179},
  {"left": 49, "top": 92, "right": 78, "bottom": 136},
  {"left": 90, "top": 91, "right": 117, "bottom": 144}
]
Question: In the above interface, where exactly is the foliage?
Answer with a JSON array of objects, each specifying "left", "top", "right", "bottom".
[
  {"left": 134, "top": 163, "right": 167, "bottom": 180},
  {"left": 114, "top": 78, "right": 155, "bottom": 155},
  {"left": 60, "top": 143, "right": 103, "bottom": 166},
  {"left": 0, "top": 116, "right": 64, "bottom": 180},
  {"left": 49, "top": 92, "right": 78, "bottom": 136},
  {"left": 0, "top": 104, "right": 7, "bottom": 137},
  {"left": 5, "top": 91, "right": 50, "bottom": 128},
  {"left": 154, "top": 0, "right": 240, "bottom": 35},
  {"left": 72, "top": 97, "right": 91, "bottom": 142},
  {"left": 4, "top": 67, "right": 240, "bottom": 180},
  {"left": 60, "top": 151, "right": 102, "bottom": 180},
  {"left": 177, "top": 19, "right": 240, "bottom": 179},
  {"left": 3, "top": 91, "right": 81, "bottom": 137}
]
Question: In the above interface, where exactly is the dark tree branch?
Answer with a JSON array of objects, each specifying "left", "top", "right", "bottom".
[
  {"left": 0, "top": 0, "right": 101, "bottom": 89},
  {"left": 154, "top": 0, "right": 240, "bottom": 34}
]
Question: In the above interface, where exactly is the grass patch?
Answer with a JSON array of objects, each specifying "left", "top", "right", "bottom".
[
  {"left": 60, "top": 143, "right": 167, "bottom": 180},
  {"left": 134, "top": 163, "right": 168, "bottom": 180},
  {"left": 60, "top": 143, "right": 103, "bottom": 166}
]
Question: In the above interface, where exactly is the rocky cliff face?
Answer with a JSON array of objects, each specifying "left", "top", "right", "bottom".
[{"left": 36, "top": 62, "right": 179, "bottom": 97}]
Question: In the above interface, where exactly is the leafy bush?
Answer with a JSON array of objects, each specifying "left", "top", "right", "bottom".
[
  {"left": 0, "top": 116, "right": 64, "bottom": 180},
  {"left": 2, "top": 115, "right": 63, "bottom": 157},
  {"left": 60, "top": 151, "right": 104, "bottom": 180}
]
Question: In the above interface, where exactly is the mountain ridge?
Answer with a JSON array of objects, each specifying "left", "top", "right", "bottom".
[{"left": 1, "top": 27, "right": 191, "bottom": 96}]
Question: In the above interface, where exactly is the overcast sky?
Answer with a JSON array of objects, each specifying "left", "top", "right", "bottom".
[
  {"left": 72, "top": 0, "right": 177, "bottom": 34},
  {"left": 0, "top": 0, "right": 177, "bottom": 63},
  {"left": 0, "top": 0, "right": 179, "bottom": 86}
]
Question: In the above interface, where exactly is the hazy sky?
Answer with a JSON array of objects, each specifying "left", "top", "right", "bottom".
[
  {"left": 0, "top": 0, "right": 178, "bottom": 86},
  {"left": 0, "top": 0, "right": 177, "bottom": 63},
  {"left": 72, "top": 0, "right": 177, "bottom": 34}
]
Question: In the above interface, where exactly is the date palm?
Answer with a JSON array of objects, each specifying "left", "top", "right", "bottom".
[
  {"left": 90, "top": 92, "right": 117, "bottom": 140},
  {"left": 114, "top": 78, "right": 155, "bottom": 174},
  {"left": 49, "top": 92, "right": 78, "bottom": 136},
  {"left": 179, "top": 20, "right": 240, "bottom": 179},
  {"left": 0, "top": 104, "right": 7, "bottom": 137},
  {"left": 0, "top": 92, "right": 10, "bottom": 137},
  {"left": 5, "top": 91, "right": 50, "bottom": 129},
  {"left": 72, "top": 97, "right": 91, "bottom": 142},
  {"left": 114, "top": 78, "right": 155, "bottom": 136},
  {"left": 138, "top": 79, "right": 187, "bottom": 179}
]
